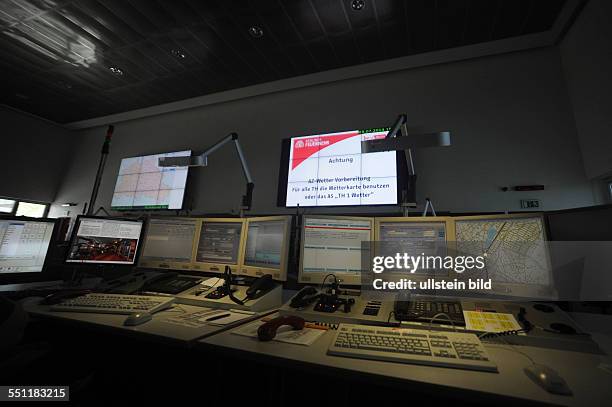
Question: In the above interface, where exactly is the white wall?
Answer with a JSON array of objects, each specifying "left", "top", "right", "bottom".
[
  {"left": 560, "top": 0, "right": 612, "bottom": 181},
  {"left": 1, "top": 106, "right": 74, "bottom": 204},
  {"left": 51, "top": 47, "right": 597, "bottom": 216}
]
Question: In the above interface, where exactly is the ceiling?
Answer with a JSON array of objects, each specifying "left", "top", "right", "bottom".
[{"left": 0, "top": 0, "right": 572, "bottom": 124}]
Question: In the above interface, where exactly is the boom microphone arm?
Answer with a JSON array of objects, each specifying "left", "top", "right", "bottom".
[
  {"left": 361, "top": 114, "right": 452, "bottom": 210},
  {"left": 158, "top": 133, "right": 254, "bottom": 211}
]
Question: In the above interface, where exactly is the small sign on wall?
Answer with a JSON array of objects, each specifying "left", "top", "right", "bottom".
[{"left": 520, "top": 199, "right": 540, "bottom": 209}]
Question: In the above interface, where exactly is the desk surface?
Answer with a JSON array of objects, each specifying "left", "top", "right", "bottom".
[
  {"left": 199, "top": 313, "right": 612, "bottom": 407},
  {"left": 15, "top": 287, "right": 612, "bottom": 406},
  {"left": 24, "top": 300, "right": 267, "bottom": 346}
]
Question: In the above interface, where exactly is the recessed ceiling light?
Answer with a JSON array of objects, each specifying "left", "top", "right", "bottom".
[
  {"left": 351, "top": 0, "right": 365, "bottom": 11},
  {"left": 109, "top": 66, "right": 124, "bottom": 76},
  {"left": 248, "top": 26, "right": 264, "bottom": 38},
  {"left": 171, "top": 49, "right": 186, "bottom": 59}
]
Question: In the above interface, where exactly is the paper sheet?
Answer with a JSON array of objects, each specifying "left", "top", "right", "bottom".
[
  {"left": 232, "top": 320, "right": 326, "bottom": 346},
  {"left": 164, "top": 309, "right": 252, "bottom": 329},
  {"left": 463, "top": 311, "right": 522, "bottom": 333},
  {"left": 200, "top": 277, "right": 224, "bottom": 288}
]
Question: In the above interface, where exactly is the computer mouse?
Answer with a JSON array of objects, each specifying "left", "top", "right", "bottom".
[
  {"left": 524, "top": 364, "right": 572, "bottom": 395},
  {"left": 123, "top": 312, "right": 152, "bottom": 326}
]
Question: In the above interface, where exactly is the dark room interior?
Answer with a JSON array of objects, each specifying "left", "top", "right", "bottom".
[{"left": 1, "top": 0, "right": 611, "bottom": 405}]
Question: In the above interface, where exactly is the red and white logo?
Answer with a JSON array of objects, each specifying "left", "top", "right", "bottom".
[{"left": 290, "top": 131, "right": 359, "bottom": 170}]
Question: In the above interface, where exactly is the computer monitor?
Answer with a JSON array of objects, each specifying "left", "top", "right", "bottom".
[
  {"left": 0, "top": 216, "right": 55, "bottom": 283},
  {"left": 374, "top": 217, "right": 454, "bottom": 278},
  {"left": 299, "top": 215, "right": 374, "bottom": 285},
  {"left": 277, "top": 128, "right": 412, "bottom": 208},
  {"left": 66, "top": 216, "right": 144, "bottom": 265},
  {"left": 452, "top": 213, "right": 554, "bottom": 298},
  {"left": 191, "top": 218, "right": 246, "bottom": 274},
  {"left": 138, "top": 217, "right": 198, "bottom": 271},
  {"left": 241, "top": 216, "right": 291, "bottom": 281},
  {"left": 111, "top": 150, "right": 191, "bottom": 211}
]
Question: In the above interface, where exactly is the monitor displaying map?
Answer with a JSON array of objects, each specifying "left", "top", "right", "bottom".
[
  {"left": 454, "top": 215, "right": 551, "bottom": 288},
  {"left": 111, "top": 151, "right": 191, "bottom": 210}
]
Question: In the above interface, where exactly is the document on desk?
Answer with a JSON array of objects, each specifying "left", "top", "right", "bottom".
[
  {"left": 463, "top": 311, "right": 522, "bottom": 333},
  {"left": 164, "top": 309, "right": 254, "bottom": 329},
  {"left": 232, "top": 321, "right": 326, "bottom": 346}
]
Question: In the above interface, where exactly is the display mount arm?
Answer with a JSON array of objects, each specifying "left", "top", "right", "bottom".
[
  {"left": 361, "top": 114, "right": 452, "bottom": 213},
  {"left": 158, "top": 132, "right": 254, "bottom": 211}
]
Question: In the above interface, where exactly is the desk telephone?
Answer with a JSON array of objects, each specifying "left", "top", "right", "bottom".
[{"left": 205, "top": 266, "right": 275, "bottom": 305}]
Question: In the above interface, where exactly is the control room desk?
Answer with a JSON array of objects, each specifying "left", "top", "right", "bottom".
[
  {"left": 197, "top": 313, "right": 612, "bottom": 407},
  {"left": 24, "top": 301, "right": 268, "bottom": 347}
]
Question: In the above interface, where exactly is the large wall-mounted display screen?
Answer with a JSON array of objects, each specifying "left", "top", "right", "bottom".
[
  {"left": 277, "top": 129, "right": 403, "bottom": 207},
  {"left": 111, "top": 151, "right": 191, "bottom": 210}
]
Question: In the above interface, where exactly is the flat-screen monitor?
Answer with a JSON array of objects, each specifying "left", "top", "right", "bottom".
[
  {"left": 277, "top": 128, "right": 408, "bottom": 207},
  {"left": 138, "top": 217, "right": 198, "bottom": 271},
  {"left": 66, "top": 216, "right": 144, "bottom": 265},
  {"left": 374, "top": 217, "right": 454, "bottom": 278},
  {"left": 111, "top": 150, "right": 191, "bottom": 211},
  {"left": 0, "top": 216, "right": 55, "bottom": 281},
  {"left": 299, "top": 215, "right": 373, "bottom": 285},
  {"left": 453, "top": 213, "right": 553, "bottom": 298},
  {"left": 241, "top": 216, "right": 291, "bottom": 281},
  {"left": 192, "top": 218, "right": 245, "bottom": 274},
  {"left": 546, "top": 205, "right": 612, "bottom": 241}
]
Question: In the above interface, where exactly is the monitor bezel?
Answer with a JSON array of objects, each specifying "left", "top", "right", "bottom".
[
  {"left": 0, "top": 215, "right": 57, "bottom": 285},
  {"left": 276, "top": 127, "right": 411, "bottom": 208},
  {"left": 240, "top": 215, "right": 292, "bottom": 282},
  {"left": 451, "top": 212, "right": 557, "bottom": 300},
  {"left": 138, "top": 216, "right": 199, "bottom": 272},
  {"left": 190, "top": 218, "right": 246, "bottom": 275},
  {"left": 298, "top": 215, "right": 374, "bottom": 286},
  {"left": 64, "top": 215, "right": 145, "bottom": 266},
  {"left": 373, "top": 216, "right": 456, "bottom": 282}
]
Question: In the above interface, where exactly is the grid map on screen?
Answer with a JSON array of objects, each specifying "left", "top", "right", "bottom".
[{"left": 111, "top": 151, "right": 191, "bottom": 210}]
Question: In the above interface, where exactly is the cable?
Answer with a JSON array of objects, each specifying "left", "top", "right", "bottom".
[
  {"left": 483, "top": 335, "right": 536, "bottom": 366},
  {"left": 386, "top": 310, "right": 401, "bottom": 327},
  {"left": 428, "top": 312, "right": 457, "bottom": 332},
  {"left": 163, "top": 304, "right": 189, "bottom": 314},
  {"left": 320, "top": 274, "right": 338, "bottom": 290}
]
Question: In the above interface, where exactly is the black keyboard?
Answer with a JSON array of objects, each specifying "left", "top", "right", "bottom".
[{"left": 394, "top": 299, "right": 465, "bottom": 326}]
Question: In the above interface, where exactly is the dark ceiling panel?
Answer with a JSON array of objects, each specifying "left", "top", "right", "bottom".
[
  {"left": 436, "top": 0, "right": 469, "bottom": 50},
  {"left": 312, "top": 0, "right": 349, "bottom": 34},
  {"left": 0, "top": 0, "right": 569, "bottom": 123},
  {"left": 463, "top": 0, "right": 502, "bottom": 45},
  {"left": 407, "top": 0, "right": 436, "bottom": 53},
  {"left": 283, "top": 0, "right": 326, "bottom": 42}
]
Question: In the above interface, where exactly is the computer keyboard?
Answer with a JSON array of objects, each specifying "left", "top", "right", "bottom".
[
  {"left": 50, "top": 293, "right": 175, "bottom": 315},
  {"left": 328, "top": 323, "right": 497, "bottom": 372}
]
